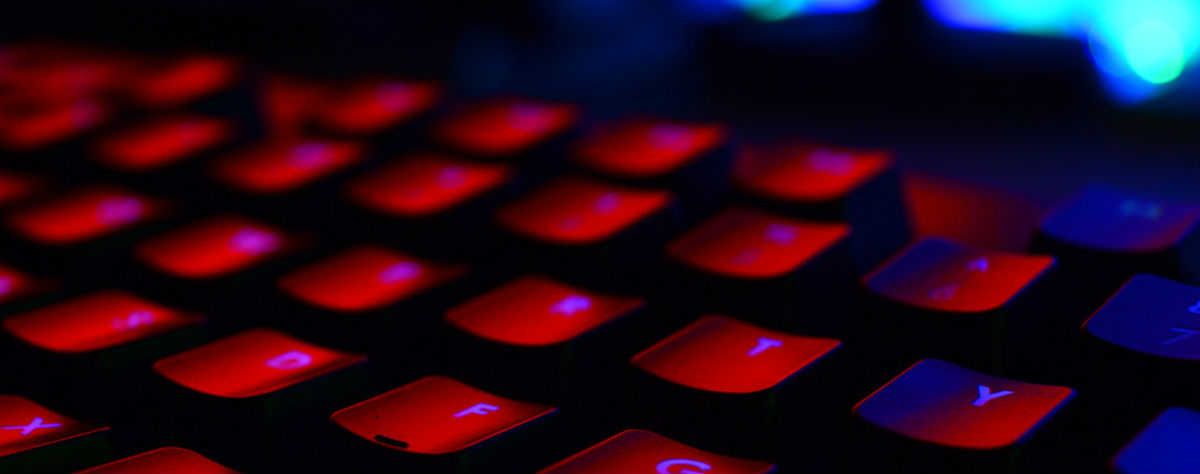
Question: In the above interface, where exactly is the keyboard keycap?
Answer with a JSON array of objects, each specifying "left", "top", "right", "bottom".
[
  {"left": 663, "top": 206, "right": 854, "bottom": 330},
  {"left": 4, "top": 185, "right": 168, "bottom": 245},
  {"left": 864, "top": 236, "right": 1054, "bottom": 313},
  {"left": 346, "top": 152, "right": 512, "bottom": 219},
  {"left": 332, "top": 375, "right": 556, "bottom": 454},
  {"left": 573, "top": 118, "right": 726, "bottom": 180},
  {"left": 445, "top": 275, "right": 643, "bottom": 347},
  {"left": 210, "top": 139, "right": 365, "bottom": 195},
  {"left": 667, "top": 206, "right": 850, "bottom": 280},
  {"left": 153, "top": 328, "right": 365, "bottom": 398},
  {"left": 854, "top": 359, "right": 1073, "bottom": 450},
  {"left": 3, "top": 290, "right": 201, "bottom": 354},
  {"left": 537, "top": 429, "right": 774, "bottom": 474},
  {"left": 0, "top": 395, "right": 110, "bottom": 473},
  {"left": 433, "top": 97, "right": 578, "bottom": 159},
  {"left": 632, "top": 314, "right": 840, "bottom": 394},
  {"left": 93, "top": 115, "right": 234, "bottom": 172},
  {"left": 1112, "top": 407, "right": 1200, "bottom": 474},
  {"left": 1084, "top": 274, "right": 1200, "bottom": 361},
  {"left": 279, "top": 244, "right": 466, "bottom": 313},
  {"left": 75, "top": 446, "right": 239, "bottom": 474},
  {"left": 148, "top": 328, "right": 366, "bottom": 471},
  {"left": 861, "top": 237, "right": 1056, "bottom": 372},
  {"left": 1036, "top": 184, "right": 1200, "bottom": 287},
  {"left": 135, "top": 215, "right": 295, "bottom": 279},
  {"left": 733, "top": 141, "right": 909, "bottom": 266},
  {"left": 124, "top": 54, "right": 240, "bottom": 109},
  {"left": 313, "top": 78, "right": 440, "bottom": 136},
  {"left": 494, "top": 175, "right": 675, "bottom": 288},
  {"left": 572, "top": 117, "right": 731, "bottom": 219},
  {"left": 1041, "top": 184, "right": 1200, "bottom": 254},
  {"left": 496, "top": 175, "right": 671, "bottom": 246},
  {"left": 0, "top": 99, "right": 109, "bottom": 151}
]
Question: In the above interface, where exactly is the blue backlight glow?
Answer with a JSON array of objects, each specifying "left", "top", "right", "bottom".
[{"left": 928, "top": 0, "right": 1200, "bottom": 103}]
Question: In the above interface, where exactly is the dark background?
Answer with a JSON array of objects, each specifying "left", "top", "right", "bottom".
[{"left": 3, "top": 0, "right": 1199, "bottom": 202}]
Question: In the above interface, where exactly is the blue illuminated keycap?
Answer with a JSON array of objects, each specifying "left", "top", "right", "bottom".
[
  {"left": 1040, "top": 184, "right": 1200, "bottom": 254},
  {"left": 1083, "top": 274, "right": 1200, "bottom": 360},
  {"left": 1113, "top": 408, "right": 1200, "bottom": 474},
  {"left": 853, "top": 359, "right": 1074, "bottom": 450}
]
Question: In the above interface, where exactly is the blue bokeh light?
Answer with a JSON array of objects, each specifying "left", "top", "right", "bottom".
[{"left": 927, "top": 0, "right": 1200, "bottom": 104}]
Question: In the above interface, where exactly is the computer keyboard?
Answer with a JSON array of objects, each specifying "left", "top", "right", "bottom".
[{"left": 1, "top": 41, "right": 1200, "bottom": 474}]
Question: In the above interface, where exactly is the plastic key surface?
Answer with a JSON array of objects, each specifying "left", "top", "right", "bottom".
[
  {"left": 0, "top": 395, "right": 108, "bottom": 458},
  {"left": 538, "top": 429, "right": 775, "bottom": 474},
  {"left": 75, "top": 447, "right": 239, "bottom": 474},
  {"left": 93, "top": 115, "right": 232, "bottom": 171},
  {"left": 4, "top": 185, "right": 167, "bottom": 245},
  {"left": 278, "top": 245, "right": 466, "bottom": 312},
  {"left": 863, "top": 236, "right": 1054, "bottom": 313},
  {"left": 211, "top": 139, "right": 365, "bottom": 194},
  {"left": 853, "top": 359, "right": 1074, "bottom": 450},
  {"left": 1083, "top": 274, "right": 1200, "bottom": 361},
  {"left": 632, "top": 314, "right": 840, "bottom": 394},
  {"left": 314, "top": 78, "right": 440, "bottom": 135},
  {"left": 125, "top": 54, "right": 240, "bottom": 109},
  {"left": 1040, "top": 184, "right": 1200, "bottom": 254},
  {"left": 734, "top": 142, "right": 892, "bottom": 202},
  {"left": 135, "top": 215, "right": 293, "bottom": 279},
  {"left": 666, "top": 206, "right": 850, "bottom": 279},
  {"left": 330, "top": 375, "right": 556, "bottom": 454},
  {"left": 345, "top": 152, "right": 511, "bottom": 218},
  {"left": 1112, "top": 407, "right": 1200, "bottom": 474},
  {"left": 573, "top": 118, "right": 727, "bottom": 179},
  {"left": 0, "top": 99, "right": 109, "bottom": 150},
  {"left": 445, "top": 275, "right": 643, "bottom": 346},
  {"left": 433, "top": 98, "right": 578, "bottom": 157},
  {"left": 153, "top": 328, "right": 365, "bottom": 398},
  {"left": 495, "top": 175, "right": 671, "bottom": 246},
  {"left": 3, "top": 290, "right": 201, "bottom": 353}
]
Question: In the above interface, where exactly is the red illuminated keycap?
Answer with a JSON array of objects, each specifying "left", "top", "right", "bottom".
[
  {"left": 135, "top": 215, "right": 294, "bottom": 279},
  {"left": 0, "top": 171, "right": 44, "bottom": 207},
  {"left": 211, "top": 139, "right": 365, "bottom": 194},
  {"left": 0, "top": 99, "right": 109, "bottom": 150},
  {"left": 330, "top": 375, "right": 556, "bottom": 454},
  {"left": 538, "top": 429, "right": 774, "bottom": 474},
  {"left": 2, "top": 290, "right": 201, "bottom": 354},
  {"left": 0, "top": 263, "right": 34, "bottom": 304},
  {"left": 445, "top": 275, "right": 644, "bottom": 346},
  {"left": 863, "top": 236, "right": 1055, "bottom": 313},
  {"left": 345, "top": 152, "right": 511, "bottom": 218},
  {"left": 314, "top": 78, "right": 440, "bottom": 135},
  {"left": 126, "top": 54, "right": 240, "bottom": 109},
  {"left": 667, "top": 206, "right": 851, "bottom": 279},
  {"left": 278, "top": 245, "right": 466, "bottom": 312},
  {"left": 433, "top": 98, "right": 578, "bottom": 157},
  {"left": 0, "top": 395, "right": 108, "bottom": 458},
  {"left": 496, "top": 176, "right": 672, "bottom": 246},
  {"left": 93, "top": 116, "right": 233, "bottom": 171},
  {"left": 153, "top": 328, "right": 365, "bottom": 398},
  {"left": 853, "top": 359, "right": 1074, "bottom": 450},
  {"left": 573, "top": 118, "right": 727, "bottom": 179},
  {"left": 4, "top": 185, "right": 167, "bottom": 245},
  {"left": 75, "top": 447, "right": 238, "bottom": 474},
  {"left": 734, "top": 142, "right": 892, "bottom": 202},
  {"left": 0, "top": 47, "right": 127, "bottom": 101},
  {"left": 632, "top": 315, "right": 840, "bottom": 394}
]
